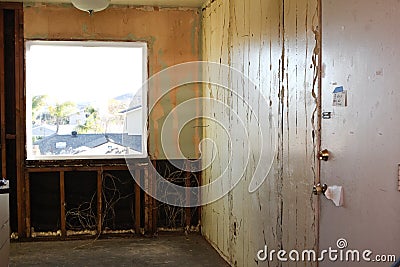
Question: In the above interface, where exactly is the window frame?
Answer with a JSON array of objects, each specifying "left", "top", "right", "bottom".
[{"left": 24, "top": 40, "right": 148, "bottom": 161}]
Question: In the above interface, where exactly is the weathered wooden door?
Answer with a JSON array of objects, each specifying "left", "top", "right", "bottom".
[{"left": 320, "top": 0, "right": 400, "bottom": 266}]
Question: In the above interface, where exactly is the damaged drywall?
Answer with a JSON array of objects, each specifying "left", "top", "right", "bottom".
[
  {"left": 201, "top": 0, "right": 320, "bottom": 266},
  {"left": 24, "top": 4, "right": 202, "bottom": 160}
]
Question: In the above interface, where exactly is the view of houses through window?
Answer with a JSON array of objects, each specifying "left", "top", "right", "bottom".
[{"left": 26, "top": 41, "right": 147, "bottom": 159}]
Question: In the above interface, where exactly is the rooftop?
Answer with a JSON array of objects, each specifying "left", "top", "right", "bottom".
[{"left": 34, "top": 133, "right": 142, "bottom": 156}]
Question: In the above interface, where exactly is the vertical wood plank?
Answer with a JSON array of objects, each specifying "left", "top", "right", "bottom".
[
  {"left": 14, "top": 9, "right": 21, "bottom": 163},
  {"left": 15, "top": 6, "right": 25, "bottom": 237},
  {"left": 59, "top": 171, "right": 66, "bottom": 238},
  {"left": 143, "top": 164, "right": 156, "bottom": 234},
  {"left": 0, "top": 9, "right": 6, "bottom": 179},
  {"left": 185, "top": 160, "right": 191, "bottom": 229},
  {"left": 197, "top": 171, "right": 201, "bottom": 228},
  {"left": 24, "top": 171, "right": 30, "bottom": 237},
  {"left": 134, "top": 168, "right": 141, "bottom": 234},
  {"left": 151, "top": 160, "right": 157, "bottom": 233},
  {"left": 144, "top": 167, "right": 150, "bottom": 233},
  {"left": 96, "top": 170, "right": 102, "bottom": 235}
]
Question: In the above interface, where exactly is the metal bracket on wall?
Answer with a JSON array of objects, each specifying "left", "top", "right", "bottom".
[
  {"left": 313, "top": 183, "right": 328, "bottom": 196},
  {"left": 322, "top": 112, "right": 332, "bottom": 119}
]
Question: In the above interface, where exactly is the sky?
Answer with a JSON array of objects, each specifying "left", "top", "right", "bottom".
[{"left": 26, "top": 41, "right": 144, "bottom": 105}]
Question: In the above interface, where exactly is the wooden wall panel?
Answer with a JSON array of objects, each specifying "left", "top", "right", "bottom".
[{"left": 201, "top": 0, "right": 320, "bottom": 266}]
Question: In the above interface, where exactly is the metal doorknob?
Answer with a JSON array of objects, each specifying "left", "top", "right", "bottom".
[
  {"left": 313, "top": 183, "right": 328, "bottom": 195},
  {"left": 318, "top": 149, "right": 330, "bottom": 161}
]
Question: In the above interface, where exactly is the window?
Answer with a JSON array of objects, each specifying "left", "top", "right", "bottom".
[{"left": 26, "top": 41, "right": 147, "bottom": 160}]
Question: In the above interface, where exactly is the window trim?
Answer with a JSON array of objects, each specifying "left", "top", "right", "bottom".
[{"left": 25, "top": 40, "right": 148, "bottom": 160}]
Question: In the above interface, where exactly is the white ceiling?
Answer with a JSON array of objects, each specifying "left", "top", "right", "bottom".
[{"left": 0, "top": 0, "right": 208, "bottom": 8}]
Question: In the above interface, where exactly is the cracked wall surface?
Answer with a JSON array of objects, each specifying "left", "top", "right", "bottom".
[{"left": 201, "top": 0, "right": 320, "bottom": 266}]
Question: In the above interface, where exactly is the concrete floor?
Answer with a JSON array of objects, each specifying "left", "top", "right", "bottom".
[{"left": 10, "top": 233, "right": 229, "bottom": 267}]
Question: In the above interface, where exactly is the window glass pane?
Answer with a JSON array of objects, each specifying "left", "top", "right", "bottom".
[{"left": 26, "top": 41, "right": 147, "bottom": 160}]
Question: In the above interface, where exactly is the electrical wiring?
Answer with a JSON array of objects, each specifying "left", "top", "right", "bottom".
[{"left": 64, "top": 161, "right": 200, "bottom": 233}]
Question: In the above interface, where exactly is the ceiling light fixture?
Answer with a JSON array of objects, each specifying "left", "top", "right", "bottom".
[{"left": 71, "top": 0, "right": 110, "bottom": 15}]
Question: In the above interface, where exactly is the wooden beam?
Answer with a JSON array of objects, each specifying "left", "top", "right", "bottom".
[
  {"left": 185, "top": 161, "right": 191, "bottom": 229},
  {"left": 144, "top": 167, "right": 149, "bottom": 233},
  {"left": 96, "top": 170, "right": 102, "bottom": 235},
  {"left": 0, "top": 3, "right": 23, "bottom": 10},
  {"left": 59, "top": 171, "right": 66, "bottom": 238},
  {"left": 26, "top": 165, "right": 129, "bottom": 173},
  {"left": 5, "top": 134, "right": 15, "bottom": 139},
  {"left": 151, "top": 160, "right": 157, "bottom": 233},
  {"left": 197, "top": 172, "right": 201, "bottom": 227},
  {"left": 134, "top": 168, "right": 141, "bottom": 234},
  {"left": 0, "top": 9, "right": 6, "bottom": 179},
  {"left": 24, "top": 172, "right": 31, "bottom": 237},
  {"left": 15, "top": 7, "right": 25, "bottom": 238}
]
